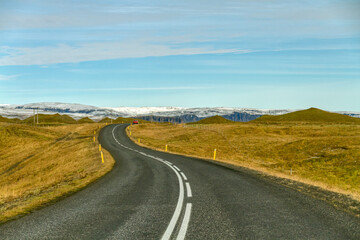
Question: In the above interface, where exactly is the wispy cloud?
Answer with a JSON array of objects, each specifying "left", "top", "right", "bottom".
[
  {"left": 80, "top": 86, "right": 212, "bottom": 91},
  {"left": 0, "top": 74, "right": 20, "bottom": 81},
  {"left": 1, "top": 0, "right": 359, "bottom": 66},
  {"left": 0, "top": 41, "right": 242, "bottom": 66},
  {"left": 0, "top": 86, "right": 212, "bottom": 93}
]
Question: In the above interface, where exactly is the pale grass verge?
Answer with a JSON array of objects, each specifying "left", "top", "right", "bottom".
[
  {"left": 0, "top": 123, "right": 115, "bottom": 223},
  {"left": 128, "top": 123, "right": 360, "bottom": 202}
]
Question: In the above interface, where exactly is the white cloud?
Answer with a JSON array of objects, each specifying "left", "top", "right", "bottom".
[
  {"left": 77, "top": 86, "right": 212, "bottom": 91},
  {"left": 0, "top": 41, "right": 242, "bottom": 66},
  {"left": 0, "top": 74, "right": 20, "bottom": 80},
  {"left": 0, "top": 86, "right": 211, "bottom": 93}
]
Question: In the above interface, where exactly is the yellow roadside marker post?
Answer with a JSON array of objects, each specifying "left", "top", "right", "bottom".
[
  {"left": 138, "top": 138, "right": 140, "bottom": 143},
  {"left": 165, "top": 144, "right": 168, "bottom": 152},
  {"left": 213, "top": 149, "right": 217, "bottom": 160},
  {"left": 93, "top": 136, "right": 96, "bottom": 142},
  {"left": 99, "top": 144, "right": 101, "bottom": 152},
  {"left": 101, "top": 151, "right": 104, "bottom": 163}
]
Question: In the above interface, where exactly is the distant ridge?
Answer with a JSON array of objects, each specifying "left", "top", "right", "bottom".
[
  {"left": 113, "top": 117, "right": 133, "bottom": 124},
  {"left": 22, "top": 114, "right": 77, "bottom": 124},
  {"left": 113, "top": 117, "right": 138, "bottom": 124},
  {"left": 192, "top": 115, "right": 234, "bottom": 124},
  {"left": 98, "top": 117, "right": 113, "bottom": 123},
  {"left": 1, "top": 103, "right": 359, "bottom": 123},
  {"left": 77, "top": 117, "right": 94, "bottom": 123},
  {"left": 0, "top": 115, "right": 21, "bottom": 123},
  {"left": 252, "top": 108, "right": 360, "bottom": 123}
]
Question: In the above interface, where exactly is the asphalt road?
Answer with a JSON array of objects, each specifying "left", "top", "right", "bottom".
[{"left": 1, "top": 124, "right": 360, "bottom": 239}]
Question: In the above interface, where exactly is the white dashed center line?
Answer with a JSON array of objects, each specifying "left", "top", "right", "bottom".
[
  {"left": 185, "top": 182, "right": 192, "bottom": 198},
  {"left": 180, "top": 172, "right": 188, "bottom": 181}
]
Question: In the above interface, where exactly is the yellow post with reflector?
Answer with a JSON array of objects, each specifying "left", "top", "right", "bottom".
[
  {"left": 93, "top": 136, "right": 95, "bottom": 142},
  {"left": 213, "top": 149, "right": 217, "bottom": 160},
  {"left": 165, "top": 144, "right": 168, "bottom": 152},
  {"left": 101, "top": 151, "right": 104, "bottom": 163},
  {"left": 138, "top": 138, "right": 140, "bottom": 143}
]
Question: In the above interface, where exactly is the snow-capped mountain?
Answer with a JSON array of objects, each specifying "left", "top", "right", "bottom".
[
  {"left": 0, "top": 102, "right": 359, "bottom": 123},
  {"left": 0, "top": 102, "right": 117, "bottom": 120},
  {"left": 103, "top": 106, "right": 187, "bottom": 117},
  {"left": 0, "top": 102, "right": 292, "bottom": 122}
]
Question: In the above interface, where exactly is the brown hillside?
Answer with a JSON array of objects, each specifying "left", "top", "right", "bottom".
[
  {"left": 253, "top": 108, "right": 360, "bottom": 123},
  {"left": 192, "top": 115, "right": 234, "bottom": 124},
  {"left": 77, "top": 117, "right": 94, "bottom": 123},
  {"left": 22, "top": 114, "right": 77, "bottom": 124}
]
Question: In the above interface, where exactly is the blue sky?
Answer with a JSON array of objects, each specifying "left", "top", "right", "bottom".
[{"left": 0, "top": 0, "right": 359, "bottom": 111}]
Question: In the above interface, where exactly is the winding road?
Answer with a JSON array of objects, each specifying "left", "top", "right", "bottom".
[{"left": 1, "top": 124, "right": 359, "bottom": 239}]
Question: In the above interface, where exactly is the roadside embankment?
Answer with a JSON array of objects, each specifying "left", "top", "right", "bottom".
[{"left": 0, "top": 123, "right": 115, "bottom": 223}]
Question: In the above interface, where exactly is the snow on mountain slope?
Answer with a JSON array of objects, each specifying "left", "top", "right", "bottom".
[
  {"left": 104, "top": 106, "right": 292, "bottom": 118},
  {"left": 104, "top": 106, "right": 186, "bottom": 116},
  {"left": 0, "top": 102, "right": 359, "bottom": 122},
  {"left": 0, "top": 102, "right": 112, "bottom": 120}
]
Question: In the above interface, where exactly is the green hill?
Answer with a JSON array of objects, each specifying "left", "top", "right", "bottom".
[
  {"left": 192, "top": 115, "right": 234, "bottom": 124},
  {"left": 22, "top": 114, "right": 77, "bottom": 124},
  {"left": 0, "top": 116, "right": 21, "bottom": 123},
  {"left": 98, "top": 117, "right": 149, "bottom": 124},
  {"left": 113, "top": 117, "right": 134, "bottom": 124},
  {"left": 77, "top": 117, "right": 94, "bottom": 123},
  {"left": 98, "top": 117, "right": 114, "bottom": 123},
  {"left": 113, "top": 117, "right": 149, "bottom": 124},
  {"left": 253, "top": 108, "right": 360, "bottom": 123}
]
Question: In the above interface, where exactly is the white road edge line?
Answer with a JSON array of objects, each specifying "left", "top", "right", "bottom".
[
  {"left": 185, "top": 182, "right": 192, "bottom": 198},
  {"left": 173, "top": 165, "right": 180, "bottom": 172},
  {"left": 111, "top": 125, "right": 188, "bottom": 240},
  {"left": 176, "top": 203, "right": 192, "bottom": 240},
  {"left": 180, "top": 172, "right": 187, "bottom": 181}
]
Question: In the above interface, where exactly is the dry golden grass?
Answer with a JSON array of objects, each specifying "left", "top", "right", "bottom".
[
  {"left": 129, "top": 122, "right": 360, "bottom": 201},
  {"left": 0, "top": 123, "right": 114, "bottom": 223}
]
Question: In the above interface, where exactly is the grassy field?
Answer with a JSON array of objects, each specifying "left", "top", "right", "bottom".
[
  {"left": 129, "top": 120, "right": 360, "bottom": 201},
  {"left": 0, "top": 122, "right": 114, "bottom": 223}
]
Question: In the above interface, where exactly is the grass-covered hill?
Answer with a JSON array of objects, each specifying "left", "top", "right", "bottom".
[
  {"left": 252, "top": 108, "right": 360, "bottom": 123},
  {"left": 77, "top": 117, "right": 94, "bottom": 123},
  {"left": 98, "top": 117, "right": 114, "bottom": 123},
  {"left": 97, "top": 116, "right": 150, "bottom": 124},
  {"left": 0, "top": 116, "right": 21, "bottom": 123},
  {"left": 113, "top": 117, "right": 134, "bottom": 123},
  {"left": 22, "top": 113, "right": 77, "bottom": 124},
  {"left": 191, "top": 115, "right": 234, "bottom": 124},
  {"left": 113, "top": 117, "right": 150, "bottom": 124}
]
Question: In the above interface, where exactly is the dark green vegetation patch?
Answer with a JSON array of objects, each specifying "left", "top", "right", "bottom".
[{"left": 192, "top": 115, "right": 235, "bottom": 124}]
